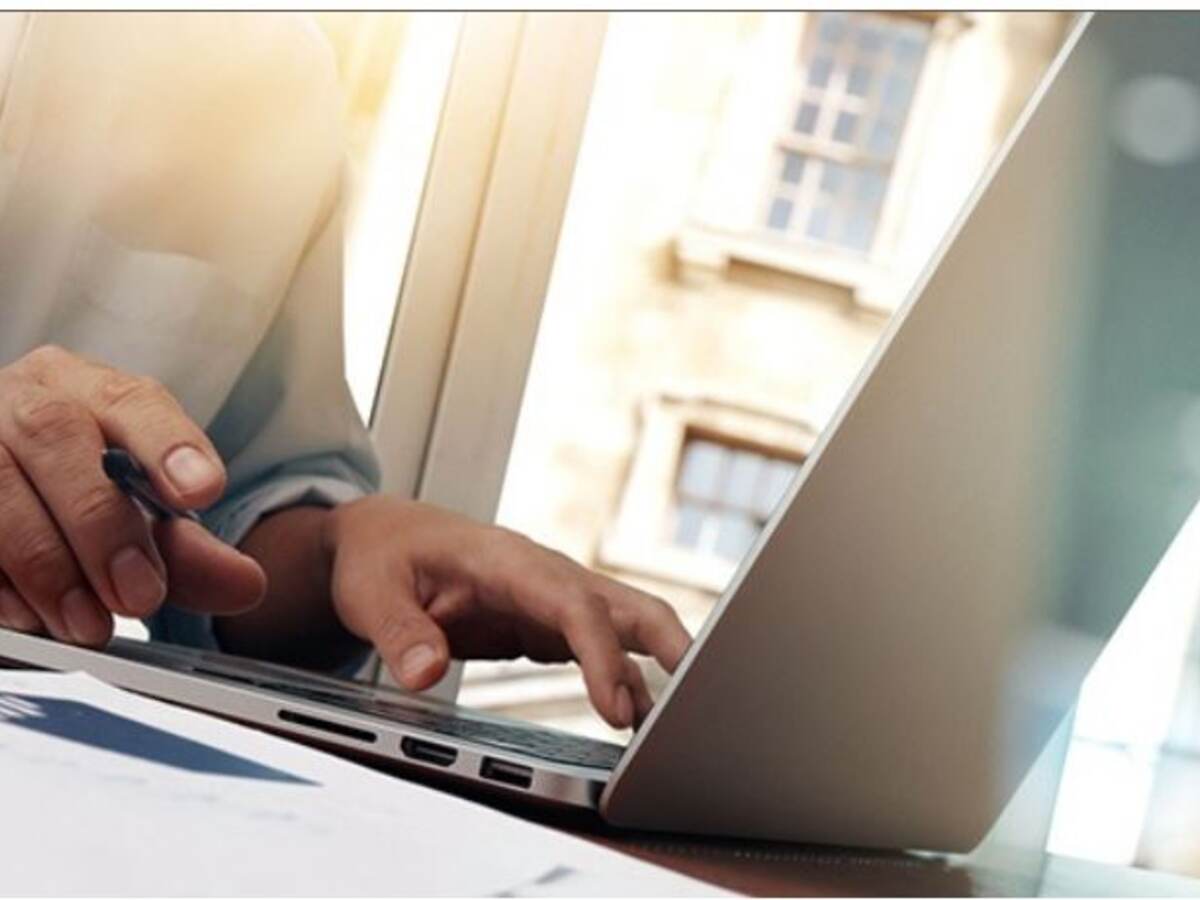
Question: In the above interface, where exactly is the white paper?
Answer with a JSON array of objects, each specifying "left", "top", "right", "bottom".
[{"left": 0, "top": 671, "right": 724, "bottom": 897}]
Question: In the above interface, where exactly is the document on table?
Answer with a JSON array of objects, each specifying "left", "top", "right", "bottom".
[{"left": 0, "top": 671, "right": 723, "bottom": 897}]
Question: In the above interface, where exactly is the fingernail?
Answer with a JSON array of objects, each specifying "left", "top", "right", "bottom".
[
  {"left": 164, "top": 446, "right": 221, "bottom": 498},
  {"left": 400, "top": 644, "right": 438, "bottom": 686},
  {"left": 616, "top": 685, "right": 634, "bottom": 729},
  {"left": 60, "top": 588, "right": 109, "bottom": 645},
  {"left": 0, "top": 587, "right": 39, "bottom": 632},
  {"left": 109, "top": 546, "right": 167, "bottom": 616}
]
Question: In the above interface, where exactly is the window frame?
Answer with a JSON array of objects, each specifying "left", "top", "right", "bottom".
[
  {"left": 372, "top": 12, "right": 607, "bottom": 522},
  {"left": 675, "top": 11, "right": 970, "bottom": 312},
  {"left": 599, "top": 393, "right": 818, "bottom": 595},
  {"left": 671, "top": 428, "right": 807, "bottom": 564},
  {"left": 760, "top": 11, "right": 934, "bottom": 255}
]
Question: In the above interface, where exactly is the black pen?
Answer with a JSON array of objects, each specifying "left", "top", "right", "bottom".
[{"left": 102, "top": 448, "right": 202, "bottom": 523}]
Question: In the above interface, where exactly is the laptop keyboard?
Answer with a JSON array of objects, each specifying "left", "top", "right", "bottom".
[{"left": 262, "top": 680, "right": 626, "bottom": 771}]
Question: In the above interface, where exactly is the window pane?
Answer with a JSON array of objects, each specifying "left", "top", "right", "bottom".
[
  {"left": 673, "top": 501, "right": 707, "bottom": 549},
  {"left": 767, "top": 196, "right": 794, "bottom": 231},
  {"left": 880, "top": 73, "right": 914, "bottom": 115},
  {"left": 856, "top": 23, "right": 885, "bottom": 54},
  {"left": 843, "top": 209, "right": 875, "bottom": 252},
  {"left": 723, "top": 450, "right": 763, "bottom": 507},
  {"left": 817, "top": 12, "right": 849, "bottom": 46},
  {"left": 755, "top": 460, "right": 799, "bottom": 519},
  {"left": 806, "top": 205, "right": 832, "bottom": 240},
  {"left": 678, "top": 440, "right": 727, "bottom": 500},
  {"left": 867, "top": 119, "right": 900, "bottom": 157},
  {"left": 817, "top": 160, "right": 841, "bottom": 194},
  {"left": 893, "top": 33, "right": 928, "bottom": 68},
  {"left": 807, "top": 55, "right": 833, "bottom": 88},
  {"left": 715, "top": 513, "right": 759, "bottom": 561},
  {"left": 781, "top": 152, "right": 806, "bottom": 185},
  {"left": 856, "top": 167, "right": 887, "bottom": 205},
  {"left": 833, "top": 110, "right": 858, "bottom": 143},
  {"left": 793, "top": 101, "right": 820, "bottom": 135},
  {"left": 847, "top": 63, "right": 873, "bottom": 97}
]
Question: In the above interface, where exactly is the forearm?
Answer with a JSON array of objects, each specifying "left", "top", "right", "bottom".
[{"left": 213, "top": 504, "right": 368, "bottom": 671}]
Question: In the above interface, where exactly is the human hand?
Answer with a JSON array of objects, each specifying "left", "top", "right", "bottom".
[
  {"left": 0, "top": 346, "right": 265, "bottom": 645},
  {"left": 322, "top": 497, "right": 692, "bottom": 729}
]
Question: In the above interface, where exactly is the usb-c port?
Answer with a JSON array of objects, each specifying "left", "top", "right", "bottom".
[
  {"left": 400, "top": 737, "right": 457, "bottom": 767},
  {"left": 480, "top": 757, "right": 533, "bottom": 789}
]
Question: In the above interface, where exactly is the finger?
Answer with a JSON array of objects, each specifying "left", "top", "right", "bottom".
[
  {"left": 154, "top": 518, "right": 266, "bottom": 615},
  {"left": 0, "top": 445, "right": 110, "bottom": 645},
  {"left": 551, "top": 589, "right": 635, "bottom": 729},
  {"left": 0, "top": 575, "right": 42, "bottom": 633},
  {"left": 0, "top": 383, "right": 167, "bottom": 617},
  {"left": 26, "top": 347, "right": 225, "bottom": 509},
  {"left": 334, "top": 564, "right": 451, "bottom": 692},
  {"left": 622, "top": 656, "right": 655, "bottom": 728},
  {"left": 604, "top": 581, "right": 691, "bottom": 673},
  {"left": 491, "top": 545, "right": 636, "bottom": 727}
]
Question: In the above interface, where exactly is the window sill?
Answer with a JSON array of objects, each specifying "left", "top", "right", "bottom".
[{"left": 676, "top": 223, "right": 906, "bottom": 315}]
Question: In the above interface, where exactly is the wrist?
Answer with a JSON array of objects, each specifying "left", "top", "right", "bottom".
[{"left": 318, "top": 496, "right": 361, "bottom": 564}]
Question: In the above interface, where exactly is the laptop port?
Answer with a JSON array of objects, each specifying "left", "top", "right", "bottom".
[
  {"left": 278, "top": 709, "right": 377, "bottom": 744},
  {"left": 480, "top": 757, "right": 533, "bottom": 789},
  {"left": 401, "top": 737, "right": 457, "bottom": 767}
]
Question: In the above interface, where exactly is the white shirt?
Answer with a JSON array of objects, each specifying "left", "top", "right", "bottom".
[{"left": 0, "top": 13, "right": 380, "bottom": 646}]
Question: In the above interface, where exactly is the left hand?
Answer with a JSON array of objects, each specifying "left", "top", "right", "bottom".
[{"left": 322, "top": 496, "right": 692, "bottom": 729}]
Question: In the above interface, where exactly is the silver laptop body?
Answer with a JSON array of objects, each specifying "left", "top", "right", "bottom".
[{"left": 2, "top": 11, "right": 1197, "bottom": 853}]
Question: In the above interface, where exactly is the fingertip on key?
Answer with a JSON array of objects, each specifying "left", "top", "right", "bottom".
[{"left": 615, "top": 684, "right": 634, "bottom": 730}]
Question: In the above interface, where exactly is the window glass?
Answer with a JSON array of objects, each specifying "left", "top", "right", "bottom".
[
  {"left": 781, "top": 153, "right": 806, "bottom": 184},
  {"left": 763, "top": 11, "right": 931, "bottom": 254},
  {"left": 677, "top": 440, "right": 727, "bottom": 501},
  {"left": 672, "top": 437, "right": 801, "bottom": 563},
  {"left": 793, "top": 102, "right": 820, "bottom": 134}
]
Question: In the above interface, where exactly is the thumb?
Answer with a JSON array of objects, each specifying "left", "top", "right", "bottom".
[{"left": 154, "top": 518, "right": 267, "bottom": 615}]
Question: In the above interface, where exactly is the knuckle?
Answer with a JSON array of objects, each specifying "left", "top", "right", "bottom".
[
  {"left": 11, "top": 392, "right": 88, "bottom": 446},
  {"left": 94, "top": 371, "right": 171, "bottom": 414},
  {"left": 559, "top": 590, "right": 603, "bottom": 629},
  {"left": 21, "top": 344, "right": 71, "bottom": 374},
  {"left": 66, "top": 483, "right": 126, "bottom": 531},
  {"left": 9, "top": 531, "right": 69, "bottom": 585}
]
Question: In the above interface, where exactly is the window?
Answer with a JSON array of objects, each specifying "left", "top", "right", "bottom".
[
  {"left": 763, "top": 12, "right": 931, "bottom": 254},
  {"left": 672, "top": 436, "right": 802, "bottom": 562}
]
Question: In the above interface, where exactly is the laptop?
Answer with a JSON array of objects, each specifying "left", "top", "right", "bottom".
[{"left": 2, "top": 11, "right": 1197, "bottom": 853}]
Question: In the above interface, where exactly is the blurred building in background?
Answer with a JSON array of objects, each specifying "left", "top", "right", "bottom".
[{"left": 482, "top": 10, "right": 1073, "bottom": 732}]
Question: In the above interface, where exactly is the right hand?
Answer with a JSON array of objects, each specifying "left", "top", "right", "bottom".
[{"left": 0, "top": 346, "right": 266, "bottom": 646}]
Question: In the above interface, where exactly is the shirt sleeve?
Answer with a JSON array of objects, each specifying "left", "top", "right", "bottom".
[{"left": 147, "top": 160, "right": 382, "bottom": 662}]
